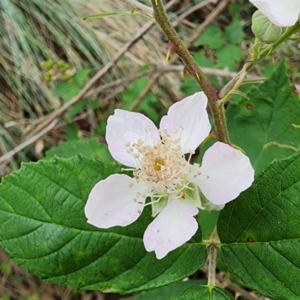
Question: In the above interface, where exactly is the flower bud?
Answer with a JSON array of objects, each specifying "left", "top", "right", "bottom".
[{"left": 251, "top": 10, "right": 283, "bottom": 43}]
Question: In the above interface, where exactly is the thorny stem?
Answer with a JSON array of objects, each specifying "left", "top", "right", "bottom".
[{"left": 150, "top": 0, "right": 230, "bottom": 144}]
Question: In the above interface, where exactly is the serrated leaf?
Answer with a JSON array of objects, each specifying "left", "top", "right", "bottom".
[
  {"left": 44, "top": 138, "right": 112, "bottom": 161},
  {"left": 218, "top": 152, "right": 300, "bottom": 299},
  {"left": 0, "top": 157, "right": 207, "bottom": 293},
  {"left": 216, "top": 45, "right": 243, "bottom": 70},
  {"left": 194, "top": 25, "right": 224, "bottom": 49},
  {"left": 194, "top": 51, "right": 215, "bottom": 68},
  {"left": 227, "top": 62, "right": 300, "bottom": 173},
  {"left": 176, "top": 286, "right": 233, "bottom": 300},
  {"left": 225, "top": 20, "right": 244, "bottom": 44},
  {"left": 120, "top": 77, "right": 162, "bottom": 123},
  {"left": 134, "top": 280, "right": 206, "bottom": 300},
  {"left": 73, "top": 69, "right": 90, "bottom": 85}
]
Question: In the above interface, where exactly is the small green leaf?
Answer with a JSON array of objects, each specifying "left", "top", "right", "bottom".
[
  {"left": 65, "top": 123, "right": 79, "bottom": 140},
  {"left": 45, "top": 138, "right": 112, "bottom": 161},
  {"left": 53, "top": 82, "right": 70, "bottom": 98},
  {"left": 0, "top": 157, "right": 207, "bottom": 293},
  {"left": 216, "top": 45, "right": 243, "bottom": 70},
  {"left": 194, "top": 25, "right": 224, "bottom": 49},
  {"left": 218, "top": 152, "right": 300, "bottom": 299},
  {"left": 176, "top": 286, "right": 233, "bottom": 299},
  {"left": 227, "top": 62, "right": 300, "bottom": 173},
  {"left": 120, "top": 76, "right": 163, "bottom": 123},
  {"left": 194, "top": 51, "right": 215, "bottom": 68},
  {"left": 225, "top": 20, "right": 244, "bottom": 44},
  {"left": 73, "top": 69, "right": 90, "bottom": 85}
]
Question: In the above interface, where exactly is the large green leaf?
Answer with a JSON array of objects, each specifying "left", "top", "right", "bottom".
[
  {"left": 218, "top": 152, "right": 300, "bottom": 299},
  {"left": 227, "top": 62, "right": 300, "bottom": 172},
  {"left": 176, "top": 286, "right": 233, "bottom": 300},
  {"left": 134, "top": 280, "right": 206, "bottom": 300},
  {"left": 45, "top": 138, "right": 112, "bottom": 161},
  {"left": 0, "top": 157, "right": 207, "bottom": 293}
]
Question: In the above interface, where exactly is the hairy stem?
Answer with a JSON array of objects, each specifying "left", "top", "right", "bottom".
[
  {"left": 208, "top": 244, "right": 217, "bottom": 289},
  {"left": 151, "top": 0, "right": 230, "bottom": 144}
]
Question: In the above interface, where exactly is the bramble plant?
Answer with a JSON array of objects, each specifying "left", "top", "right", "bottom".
[{"left": 0, "top": 0, "right": 300, "bottom": 299}]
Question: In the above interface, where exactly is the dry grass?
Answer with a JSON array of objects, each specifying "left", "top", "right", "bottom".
[{"left": 0, "top": 0, "right": 185, "bottom": 169}]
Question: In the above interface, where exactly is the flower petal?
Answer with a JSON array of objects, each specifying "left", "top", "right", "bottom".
[
  {"left": 160, "top": 92, "right": 211, "bottom": 154},
  {"left": 250, "top": 0, "right": 300, "bottom": 26},
  {"left": 143, "top": 197, "right": 198, "bottom": 259},
  {"left": 85, "top": 174, "right": 150, "bottom": 228},
  {"left": 189, "top": 142, "right": 254, "bottom": 205},
  {"left": 106, "top": 109, "right": 160, "bottom": 167}
]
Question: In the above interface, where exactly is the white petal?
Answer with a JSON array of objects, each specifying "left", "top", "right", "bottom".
[
  {"left": 189, "top": 142, "right": 254, "bottom": 205},
  {"left": 143, "top": 197, "right": 198, "bottom": 259},
  {"left": 106, "top": 109, "right": 160, "bottom": 167},
  {"left": 250, "top": 0, "right": 300, "bottom": 26},
  {"left": 85, "top": 174, "right": 150, "bottom": 228},
  {"left": 159, "top": 92, "right": 211, "bottom": 154}
]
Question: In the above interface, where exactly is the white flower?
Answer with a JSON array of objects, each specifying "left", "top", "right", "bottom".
[
  {"left": 85, "top": 92, "right": 254, "bottom": 259},
  {"left": 250, "top": 0, "right": 300, "bottom": 27}
]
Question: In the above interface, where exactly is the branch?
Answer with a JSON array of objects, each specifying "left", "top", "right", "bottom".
[
  {"left": 29, "top": 0, "right": 179, "bottom": 139},
  {"left": 128, "top": 0, "right": 225, "bottom": 111},
  {"left": 0, "top": 120, "right": 58, "bottom": 164},
  {"left": 150, "top": 0, "right": 230, "bottom": 144}
]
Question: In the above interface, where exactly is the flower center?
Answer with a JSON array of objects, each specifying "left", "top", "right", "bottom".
[
  {"left": 154, "top": 157, "right": 165, "bottom": 171},
  {"left": 125, "top": 131, "right": 189, "bottom": 194}
]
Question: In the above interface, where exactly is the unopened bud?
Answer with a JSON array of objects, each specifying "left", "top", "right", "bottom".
[{"left": 251, "top": 10, "right": 283, "bottom": 43}]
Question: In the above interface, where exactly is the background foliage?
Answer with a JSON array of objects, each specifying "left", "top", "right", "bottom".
[{"left": 0, "top": 0, "right": 300, "bottom": 299}]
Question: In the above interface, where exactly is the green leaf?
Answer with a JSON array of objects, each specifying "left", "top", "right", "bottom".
[
  {"left": 134, "top": 280, "right": 206, "bottom": 300},
  {"left": 197, "top": 210, "right": 220, "bottom": 240},
  {"left": 65, "top": 123, "right": 80, "bottom": 141},
  {"left": 225, "top": 20, "right": 244, "bottom": 44},
  {"left": 53, "top": 82, "right": 70, "bottom": 98},
  {"left": 73, "top": 69, "right": 90, "bottom": 85},
  {"left": 194, "top": 51, "right": 215, "bottom": 68},
  {"left": 216, "top": 45, "right": 243, "bottom": 70},
  {"left": 44, "top": 138, "right": 112, "bottom": 161},
  {"left": 0, "top": 157, "right": 207, "bottom": 293},
  {"left": 227, "top": 62, "right": 300, "bottom": 173},
  {"left": 120, "top": 77, "right": 162, "bottom": 123},
  {"left": 218, "top": 152, "right": 300, "bottom": 299},
  {"left": 121, "top": 77, "right": 148, "bottom": 109},
  {"left": 194, "top": 25, "right": 224, "bottom": 49},
  {"left": 176, "top": 286, "right": 233, "bottom": 299},
  {"left": 181, "top": 77, "right": 200, "bottom": 96}
]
